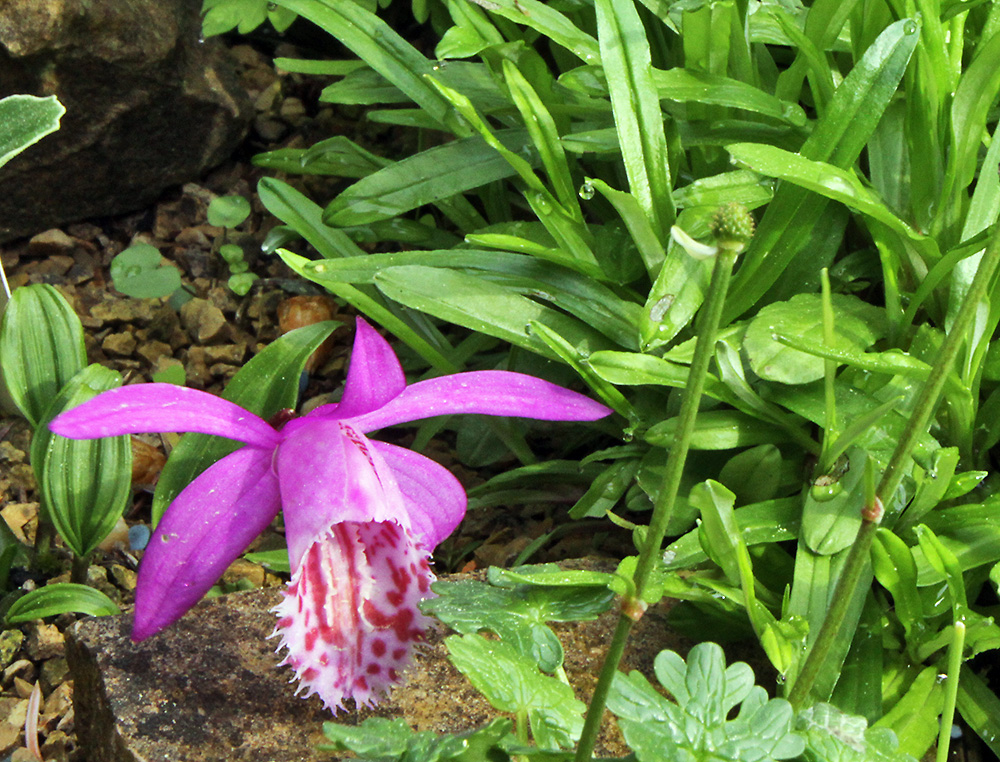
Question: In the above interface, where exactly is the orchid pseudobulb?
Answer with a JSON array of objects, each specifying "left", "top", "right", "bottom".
[{"left": 50, "top": 318, "right": 612, "bottom": 710}]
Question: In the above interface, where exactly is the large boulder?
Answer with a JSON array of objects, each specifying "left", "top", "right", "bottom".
[{"left": 0, "top": 0, "right": 251, "bottom": 242}]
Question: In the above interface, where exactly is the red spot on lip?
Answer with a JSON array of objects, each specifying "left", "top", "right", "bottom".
[
  {"left": 363, "top": 600, "right": 416, "bottom": 642},
  {"left": 367, "top": 663, "right": 381, "bottom": 675},
  {"left": 372, "top": 639, "right": 386, "bottom": 657},
  {"left": 392, "top": 648, "right": 406, "bottom": 661}
]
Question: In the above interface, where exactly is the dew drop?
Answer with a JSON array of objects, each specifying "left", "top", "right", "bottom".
[
  {"left": 903, "top": 19, "right": 918, "bottom": 34},
  {"left": 578, "top": 180, "right": 595, "bottom": 200}
]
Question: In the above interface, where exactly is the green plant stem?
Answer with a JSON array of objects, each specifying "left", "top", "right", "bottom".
[
  {"left": 937, "top": 621, "right": 966, "bottom": 762},
  {"left": 573, "top": 247, "right": 739, "bottom": 762},
  {"left": 788, "top": 218, "right": 1000, "bottom": 709},
  {"left": 70, "top": 554, "right": 90, "bottom": 586}
]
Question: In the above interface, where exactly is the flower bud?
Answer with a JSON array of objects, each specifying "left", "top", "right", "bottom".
[{"left": 710, "top": 202, "right": 755, "bottom": 252}]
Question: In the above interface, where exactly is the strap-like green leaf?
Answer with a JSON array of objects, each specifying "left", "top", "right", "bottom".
[
  {"left": 595, "top": 0, "right": 674, "bottom": 242},
  {"left": 0, "top": 284, "right": 86, "bottom": 428},
  {"left": 6, "top": 583, "right": 120, "bottom": 624},
  {"left": 40, "top": 364, "right": 131, "bottom": 558}
]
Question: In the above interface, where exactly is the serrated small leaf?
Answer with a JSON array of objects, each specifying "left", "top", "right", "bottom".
[
  {"left": 423, "top": 573, "right": 613, "bottom": 673},
  {"left": 445, "top": 634, "right": 584, "bottom": 749},
  {"left": 6, "top": 583, "right": 120, "bottom": 623},
  {"left": 609, "top": 642, "right": 804, "bottom": 762},
  {"left": 318, "top": 716, "right": 513, "bottom": 760}
]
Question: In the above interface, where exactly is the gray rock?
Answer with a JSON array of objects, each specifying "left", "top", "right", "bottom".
[
  {"left": 66, "top": 567, "right": 689, "bottom": 761},
  {"left": 0, "top": 0, "right": 251, "bottom": 243}
]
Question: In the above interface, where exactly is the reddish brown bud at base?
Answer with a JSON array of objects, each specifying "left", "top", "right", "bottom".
[
  {"left": 622, "top": 595, "right": 647, "bottom": 622},
  {"left": 861, "top": 496, "right": 884, "bottom": 523}
]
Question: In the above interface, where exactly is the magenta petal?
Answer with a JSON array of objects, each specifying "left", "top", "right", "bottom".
[
  {"left": 349, "top": 371, "right": 613, "bottom": 432},
  {"left": 371, "top": 441, "right": 466, "bottom": 548},
  {"left": 49, "top": 383, "right": 280, "bottom": 448},
  {"left": 277, "top": 419, "right": 409, "bottom": 570},
  {"left": 132, "top": 446, "right": 281, "bottom": 641},
  {"left": 329, "top": 318, "right": 406, "bottom": 420}
]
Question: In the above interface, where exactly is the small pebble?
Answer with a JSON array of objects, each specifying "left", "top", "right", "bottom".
[
  {"left": 0, "top": 632, "right": 23, "bottom": 671},
  {"left": 3, "top": 662, "right": 34, "bottom": 688},
  {"left": 25, "top": 624, "right": 64, "bottom": 661}
]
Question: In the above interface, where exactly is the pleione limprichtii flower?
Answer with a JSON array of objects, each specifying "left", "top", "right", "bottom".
[{"left": 49, "top": 318, "right": 612, "bottom": 710}]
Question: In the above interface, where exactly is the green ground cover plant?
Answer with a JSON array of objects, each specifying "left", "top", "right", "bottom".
[{"left": 205, "top": 0, "right": 1000, "bottom": 758}]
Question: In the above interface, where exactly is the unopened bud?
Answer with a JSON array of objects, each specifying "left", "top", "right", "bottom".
[{"left": 710, "top": 202, "right": 755, "bottom": 252}]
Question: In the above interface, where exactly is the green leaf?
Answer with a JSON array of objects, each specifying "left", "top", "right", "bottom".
[
  {"left": 324, "top": 130, "right": 531, "bottom": 227},
  {"left": 423, "top": 572, "right": 614, "bottom": 673},
  {"left": 743, "top": 294, "right": 887, "bottom": 384},
  {"left": 109, "top": 244, "right": 183, "bottom": 299},
  {"left": 800, "top": 447, "right": 866, "bottom": 556},
  {"left": 608, "top": 642, "right": 805, "bottom": 762},
  {"left": 445, "top": 634, "right": 584, "bottom": 749},
  {"left": 6, "top": 583, "right": 120, "bottom": 624},
  {"left": 242, "top": 548, "right": 290, "bottom": 574},
  {"left": 655, "top": 68, "right": 806, "bottom": 125},
  {"left": 271, "top": 0, "right": 462, "bottom": 131},
  {"left": 253, "top": 135, "right": 387, "bottom": 178},
  {"left": 646, "top": 410, "right": 791, "bottom": 450},
  {"left": 726, "top": 143, "right": 935, "bottom": 261},
  {"left": 956, "top": 666, "right": 1000, "bottom": 759},
  {"left": 151, "top": 321, "right": 338, "bottom": 524},
  {"left": 0, "top": 94, "right": 65, "bottom": 171},
  {"left": 39, "top": 364, "right": 132, "bottom": 558},
  {"left": 318, "top": 716, "right": 513, "bottom": 759},
  {"left": 0, "top": 284, "right": 87, "bottom": 428},
  {"left": 595, "top": 0, "right": 674, "bottom": 240},
  {"left": 726, "top": 18, "right": 919, "bottom": 320},
  {"left": 206, "top": 195, "right": 251, "bottom": 228},
  {"left": 296, "top": 249, "right": 641, "bottom": 348},
  {"left": 664, "top": 498, "right": 801, "bottom": 570},
  {"left": 258, "top": 178, "right": 366, "bottom": 259},
  {"left": 477, "top": 0, "right": 599, "bottom": 62},
  {"left": 503, "top": 60, "right": 579, "bottom": 218},
  {"left": 798, "top": 702, "right": 917, "bottom": 762},
  {"left": 372, "top": 265, "right": 614, "bottom": 361}
]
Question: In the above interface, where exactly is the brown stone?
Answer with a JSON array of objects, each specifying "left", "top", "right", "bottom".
[
  {"left": 101, "top": 331, "right": 138, "bottom": 358},
  {"left": 0, "top": 503, "right": 37, "bottom": 545},
  {"left": 0, "top": 1, "right": 250, "bottom": 242},
  {"left": 0, "top": 725, "right": 18, "bottom": 755},
  {"left": 26, "top": 624, "right": 64, "bottom": 661},
  {"left": 179, "top": 297, "right": 228, "bottom": 343},
  {"left": 90, "top": 300, "right": 157, "bottom": 326},
  {"left": 67, "top": 564, "right": 688, "bottom": 762}
]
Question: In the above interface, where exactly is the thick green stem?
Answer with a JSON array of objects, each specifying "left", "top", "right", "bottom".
[
  {"left": 632, "top": 247, "right": 739, "bottom": 598},
  {"left": 573, "top": 247, "right": 739, "bottom": 762},
  {"left": 788, "top": 218, "right": 1000, "bottom": 708},
  {"left": 70, "top": 554, "right": 90, "bottom": 586}
]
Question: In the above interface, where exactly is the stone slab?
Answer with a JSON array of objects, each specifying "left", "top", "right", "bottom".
[{"left": 66, "top": 567, "right": 688, "bottom": 762}]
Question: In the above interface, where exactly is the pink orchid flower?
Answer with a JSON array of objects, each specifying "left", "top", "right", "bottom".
[{"left": 49, "top": 318, "right": 611, "bottom": 711}]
